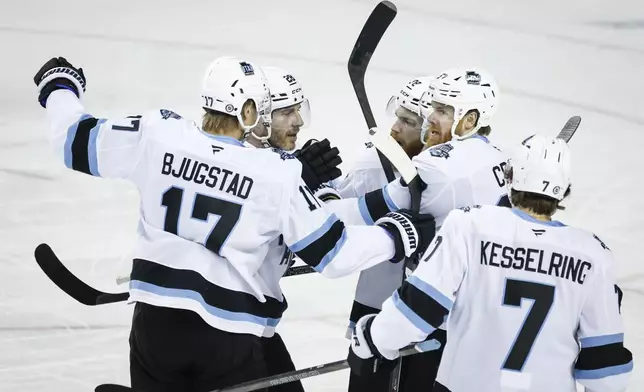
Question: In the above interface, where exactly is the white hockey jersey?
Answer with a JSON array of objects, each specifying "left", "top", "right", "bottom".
[
  {"left": 331, "top": 142, "right": 394, "bottom": 199},
  {"left": 370, "top": 205, "right": 633, "bottom": 392},
  {"left": 327, "top": 135, "right": 510, "bottom": 230},
  {"left": 44, "top": 90, "right": 399, "bottom": 337}
]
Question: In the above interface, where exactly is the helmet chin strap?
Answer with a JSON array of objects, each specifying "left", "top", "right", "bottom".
[{"left": 248, "top": 123, "right": 273, "bottom": 148}]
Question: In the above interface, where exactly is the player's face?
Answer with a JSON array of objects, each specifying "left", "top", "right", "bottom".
[
  {"left": 390, "top": 106, "right": 424, "bottom": 158},
  {"left": 269, "top": 103, "right": 305, "bottom": 151},
  {"left": 423, "top": 101, "right": 454, "bottom": 147}
]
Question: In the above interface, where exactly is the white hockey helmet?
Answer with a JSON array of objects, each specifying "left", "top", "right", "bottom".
[
  {"left": 508, "top": 134, "right": 572, "bottom": 201},
  {"left": 201, "top": 56, "right": 272, "bottom": 135},
  {"left": 385, "top": 76, "right": 433, "bottom": 118},
  {"left": 250, "top": 66, "right": 311, "bottom": 143},
  {"left": 421, "top": 68, "right": 499, "bottom": 141}
]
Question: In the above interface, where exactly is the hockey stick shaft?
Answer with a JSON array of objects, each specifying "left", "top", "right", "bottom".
[
  {"left": 95, "top": 346, "right": 421, "bottom": 392},
  {"left": 348, "top": 1, "right": 398, "bottom": 183}
]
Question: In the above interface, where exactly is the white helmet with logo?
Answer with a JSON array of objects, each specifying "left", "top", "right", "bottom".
[
  {"left": 421, "top": 68, "right": 499, "bottom": 141},
  {"left": 508, "top": 134, "right": 572, "bottom": 201},
  {"left": 385, "top": 76, "right": 433, "bottom": 118},
  {"left": 250, "top": 66, "right": 311, "bottom": 144},
  {"left": 201, "top": 56, "right": 272, "bottom": 136}
]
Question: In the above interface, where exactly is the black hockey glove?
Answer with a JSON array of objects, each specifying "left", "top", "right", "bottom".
[
  {"left": 293, "top": 139, "right": 342, "bottom": 190},
  {"left": 33, "top": 57, "right": 86, "bottom": 108},
  {"left": 347, "top": 315, "right": 398, "bottom": 377},
  {"left": 376, "top": 210, "right": 436, "bottom": 264}
]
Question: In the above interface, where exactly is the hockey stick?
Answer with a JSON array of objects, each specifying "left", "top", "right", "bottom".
[
  {"left": 95, "top": 344, "right": 422, "bottom": 392},
  {"left": 34, "top": 243, "right": 129, "bottom": 305},
  {"left": 557, "top": 115, "right": 581, "bottom": 142},
  {"left": 348, "top": 0, "right": 398, "bottom": 184},
  {"left": 34, "top": 243, "right": 325, "bottom": 306}
]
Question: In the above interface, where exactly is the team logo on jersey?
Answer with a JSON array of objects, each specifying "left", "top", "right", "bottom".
[
  {"left": 459, "top": 205, "right": 481, "bottom": 213},
  {"left": 159, "top": 109, "right": 182, "bottom": 120},
  {"left": 465, "top": 71, "right": 481, "bottom": 85},
  {"left": 428, "top": 143, "right": 454, "bottom": 159},
  {"left": 532, "top": 229, "right": 546, "bottom": 237},
  {"left": 240, "top": 62, "right": 255, "bottom": 76},
  {"left": 364, "top": 141, "right": 374, "bottom": 149},
  {"left": 271, "top": 147, "right": 295, "bottom": 160},
  {"left": 211, "top": 145, "right": 224, "bottom": 154}
]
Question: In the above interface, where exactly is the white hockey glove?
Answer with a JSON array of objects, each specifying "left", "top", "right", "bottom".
[
  {"left": 313, "top": 184, "right": 341, "bottom": 202},
  {"left": 347, "top": 315, "right": 398, "bottom": 376},
  {"left": 376, "top": 210, "right": 435, "bottom": 263}
]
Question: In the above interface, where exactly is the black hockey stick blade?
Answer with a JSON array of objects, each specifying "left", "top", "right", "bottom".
[
  {"left": 34, "top": 243, "right": 129, "bottom": 306},
  {"left": 283, "top": 264, "right": 315, "bottom": 277},
  {"left": 556, "top": 115, "right": 581, "bottom": 143},
  {"left": 95, "top": 385, "right": 131, "bottom": 392},
  {"left": 348, "top": 1, "right": 397, "bottom": 182}
]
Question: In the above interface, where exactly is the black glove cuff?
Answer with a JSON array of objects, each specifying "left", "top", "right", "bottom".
[{"left": 38, "top": 78, "right": 79, "bottom": 108}]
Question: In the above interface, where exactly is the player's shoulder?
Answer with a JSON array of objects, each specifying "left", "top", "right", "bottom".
[
  {"left": 565, "top": 225, "right": 614, "bottom": 257},
  {"left": 350, "top": 141, "right": 385, "bottom": 171},
  {"left": 139, "top": 108, "right": 196, "bottom": 137},
  {"left": 255, "top": 147, "right": 303, "bottom": 183},
  {"left": 418, "top": 135, "right": 505, "bottom": 166}
]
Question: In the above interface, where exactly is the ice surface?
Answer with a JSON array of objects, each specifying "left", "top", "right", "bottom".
[{"left": 1, "top": 0, "right": 643, "bottom": 390}]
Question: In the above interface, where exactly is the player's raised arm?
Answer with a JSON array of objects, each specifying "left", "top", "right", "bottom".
[
  {"left": 575, "top": 244, "right": 633, "bottom": 392},
  {"left": 35, "top": 57, "right": 146, "bottom": 179},
  {"left": 280, "top": 171, "right": 434, "bottom": 279}
]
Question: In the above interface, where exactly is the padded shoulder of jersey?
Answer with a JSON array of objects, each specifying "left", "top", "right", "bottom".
[
  {"left": 414, "top": 137, "right": 506, "bottom": 175},
  {"left": 349, "top": 142, "right": 384, "bottom": 171}
]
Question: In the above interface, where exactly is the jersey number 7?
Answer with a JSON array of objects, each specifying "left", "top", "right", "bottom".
[
  {"left": 161, "top": 186, "right": 241, "bottom": 255},
  {"left": 502, "top": 279, "right": 555, "bottom": 371}
]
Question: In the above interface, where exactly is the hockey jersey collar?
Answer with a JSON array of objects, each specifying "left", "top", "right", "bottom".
[
  {"left": 470, "top": 134, "right": 489, "bottom": 143},
  {"left": 511, "top": 208, "right": 566, "bottom": 227},
  {"left": 198, "top": 129, "right": 245, "bottom": 147}
]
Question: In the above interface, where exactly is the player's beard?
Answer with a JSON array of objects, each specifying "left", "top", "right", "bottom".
[
  {"left": 273, "top": 127, "right": 300, "bottom": 151},
  {"left": 423, "top": 124, "right": 449, "bottom": 147}
]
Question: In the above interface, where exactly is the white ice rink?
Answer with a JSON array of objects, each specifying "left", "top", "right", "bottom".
[{"left": 1, "top": 0, "right": 643, "bottom": 390}]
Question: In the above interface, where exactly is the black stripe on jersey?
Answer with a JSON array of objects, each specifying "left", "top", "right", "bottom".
[
  {"left": 349, "top": 300, "right": 381, "bottom": 324},
  {"left": 295, "top": 219, "right": 345, "bottom": 269},
  {"left": 397, "top": 281, "right": 449, "bottom": 330},
  {"left": 364, "top": 188, "right": 391, "bottom": 222},
  {"left": 575, "top": 342, "right": 633, "bottom": 372},
  {"left": 71, "top": 116, "right": 98, "bottom": 175},
  {"left": 131, "top": 259, "right": 287, "bottom": 320}
]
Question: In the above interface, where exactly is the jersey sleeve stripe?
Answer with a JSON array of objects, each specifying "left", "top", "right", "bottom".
[
  {"left": 382, "top": 185, "right": 399, "bottom": 211},
  {"left": 580, "top": 333, "right": 624, "bottom": 348},
  {"left": 362, "top": 187, "right": 393, "bottom": 224},
  {"left": 574, "top": 361, "right": 633, "bottom": 379},
  {"left": 313, "top": 229, "right": 347, "bottom": 272},
  {"left": 289, "top": 214, "right": 340, "bottom": 252},
  {"left": 392, "top": 290, "right": 436, "bottom": 334},
  {"left": 395, "top": 280, "right": 450, "bottom": 332},
  {"left": 63, "top": 114, "right": 92, "bottom": 169},
  {"left": 87, "top": 119, "right": 107, "bottom": 176},
  {"left": 292, "top": 219, "right": 346, "bottom": 270},
  {"left": 407, "top": 276, "right": 454, "bottom": 311},
  {"left": 358, "top": 196, "right": 375, "bottom": 225},
  {"left": 130, "top": 259, "right": 287, "bottom": 321}
]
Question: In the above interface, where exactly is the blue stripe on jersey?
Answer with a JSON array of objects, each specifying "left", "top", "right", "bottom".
[
  {"left": 382, "top": 185, "right": 399, "bottom": 212},
  {"left": 87, "top": 119, "right": 107, "bottom": 176},
  {"left": 392, "top": 290, "right": 436, "bottom": 334},
  {"left": 130, "top": 280, "right": 281, "bottom": 327},
  {"left": 580, "top": 333, "right": 624, "bottom": 348},
  {"left": 358, "top": 196, "right": 375, "bottom": 225},
  {"left": 512, "top": 208, "right": 566, "bottom": 227},
  {"left": 407, "top": 276, "right": 454, "bottom": 311},
  {"left": 64, "top": 114, "right": 93, "bottom": 169},
  {"left": 574, "top": 361, "right": 633, "bottom": 380},
  {"left": 289, "top": 213, "right": 340, "bottom": 252},
  {"left": 313, "top": 228, "right": 347, "bottom": 273}
]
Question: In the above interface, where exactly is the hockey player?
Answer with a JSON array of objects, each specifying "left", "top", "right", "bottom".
[
  {"left": 245, "top": 65, "right": 317, "bottom": 392},
  {"left": 348, "top": 134, "right": 633, "bottom": 392},
  {"left": 33, "top": 56, "right": 436, "bottom": 392},
  {"left": 328, "top": 76, "right": 435, "bottom": 391},
  {"left": 325, "top": 68, "right": 506, "bottom": 391}
]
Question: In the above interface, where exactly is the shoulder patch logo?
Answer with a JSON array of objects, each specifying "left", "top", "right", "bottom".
[
  {"left": 364, "top": 141, "right": 374, "bottom": 149},
  {"left": 271, "top": 147, "right": 295, "bottom": 160},
  {"left": 428, "top": 143, "right": 454, "bottom": 159},
  {"left": 160, "top": 109, "right": 182, "bottom": 120}
]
